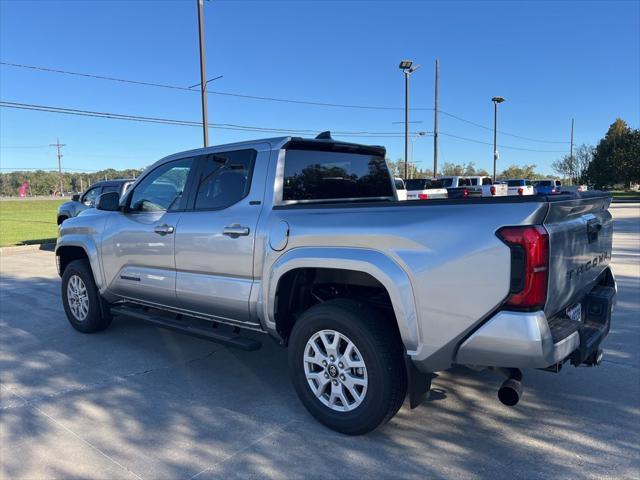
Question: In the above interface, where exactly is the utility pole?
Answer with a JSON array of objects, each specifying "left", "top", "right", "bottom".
[
  {"left": 433, "top": 58, "right": 439, "bottom": 178},
  {"left": 197, "top": 0, "right": 209, "bottom": 147},
  {"left": 570, "top": 118, "right": 575, "bottom": 185},
  {"left": 50, "top": 138, "right": 66, "bottom": 196}
]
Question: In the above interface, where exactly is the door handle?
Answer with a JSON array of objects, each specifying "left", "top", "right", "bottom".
[
  {"left": 154, "top": 224, "right": 175, "bottom": 235},
  {"left": 223, "top": 225, "right": 250, "bottom": 237}
]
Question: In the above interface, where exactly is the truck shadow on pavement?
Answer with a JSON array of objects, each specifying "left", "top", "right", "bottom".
[{"left": 1, "top": 269, "right": 638, "bottom": 480}]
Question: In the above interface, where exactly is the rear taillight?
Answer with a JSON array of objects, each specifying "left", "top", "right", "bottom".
[
  {"left": 497, "top": 225, "right": 549, "bottom": 310},
  {"left": 517, "top": 187, "right": 524, "bottom": 195},
  {"left": 463, "top": 188, "right": 469, "bottom": 199},
  {"left": 490, "top": 186, "right": 496, "bottom": 196},
  {"left": 418, "top": 193, "right": 429, "bottom": 200},
  {"left": 551, "top": 187, "right": 556, "bottom": 193}
]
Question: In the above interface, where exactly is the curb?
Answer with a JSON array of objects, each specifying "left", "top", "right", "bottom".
[{"left": 0, "top": 243, "right": 56, "bottom": 255}]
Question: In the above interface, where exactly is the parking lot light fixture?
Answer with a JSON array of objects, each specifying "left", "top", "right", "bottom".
[
  {"left": 491, "top": 96, "right": 505, "bottom": 182},
  {"left": 399, "top": 60, "right": 421, "bottom": 181}
]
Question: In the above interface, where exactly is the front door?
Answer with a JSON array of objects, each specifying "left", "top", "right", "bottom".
[
  {"left": 174, "top": 149, "right": 263, "bottom": 324},
  {"left": 101, "top": 157, "right": 195, "bottom": 307}
]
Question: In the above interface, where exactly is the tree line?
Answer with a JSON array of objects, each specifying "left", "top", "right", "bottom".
[
  {"left": 0, "top": 168, "right": 143, "bottom": 197},
  {"left": 552, "top": 118, "right": 639, "bottom": 189}
]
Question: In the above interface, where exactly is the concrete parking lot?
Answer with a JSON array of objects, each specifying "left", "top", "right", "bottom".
[{"left": 1, "top": 203, "right": 638, "bottom": 480}]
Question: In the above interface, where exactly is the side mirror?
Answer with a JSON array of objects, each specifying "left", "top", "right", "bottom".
[
  {"left": 96, "top": 191, "right": 121, "bottom": 212},
  {"left": 72, "top": 194, "right": 80, "bottom": 202}
]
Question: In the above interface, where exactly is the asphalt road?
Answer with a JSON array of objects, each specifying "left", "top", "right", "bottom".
[{"left": 1, "top": 203, "right": 638, "bottom": 480}]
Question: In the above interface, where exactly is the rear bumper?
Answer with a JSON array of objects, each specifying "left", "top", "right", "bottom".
[{"left": 455, "top": 279, "right": 616, "bottom": 369}]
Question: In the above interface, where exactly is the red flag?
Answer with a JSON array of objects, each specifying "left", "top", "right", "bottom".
[{"left": 19, "top": 181, "right": 28, "bottom": 197}]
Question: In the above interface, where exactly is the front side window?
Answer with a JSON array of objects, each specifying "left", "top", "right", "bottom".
[
  {"left": 194, "top": 150, "right": 256, "bottom": 210},
  {"left": 82, "top": 187, "right": 101, "bottom": 206},
  {"left": 129, "top": 158, "right": 193, "bottom": 212},
  {"left": 283, "top": 149, "right": 393, "bottom": 201}
]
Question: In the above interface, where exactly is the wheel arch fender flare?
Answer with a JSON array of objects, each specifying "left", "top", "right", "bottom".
[
  {"left": 263, "top": 247, "right": 422, "bottom": 353},
  {"left": 56, "top": 237, "right": 104, "bottom": 290}
]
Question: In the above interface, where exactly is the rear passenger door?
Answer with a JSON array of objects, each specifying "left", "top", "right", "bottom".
[{"left": 174, "top": 148, "right": 264, "bottom": 325}]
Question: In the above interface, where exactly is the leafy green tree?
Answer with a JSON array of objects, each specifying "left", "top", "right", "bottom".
[
  {"left": 498, "top": 164, "right": 543, "bottom": 180},
  {"left": 586, "top": 119, "right": 640, "bottom": 188}
]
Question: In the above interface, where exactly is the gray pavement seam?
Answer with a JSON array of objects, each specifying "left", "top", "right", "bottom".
[{"left": 2, "top": 386, "right": 146, "bottom": 480}]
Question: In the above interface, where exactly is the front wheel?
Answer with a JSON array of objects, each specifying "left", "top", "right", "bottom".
[
  {"left": 288, "top": 299, "right": 407, "bottom": 435},
  {"left": 61, "top": 259, "right": 112, "bottom": 333}
]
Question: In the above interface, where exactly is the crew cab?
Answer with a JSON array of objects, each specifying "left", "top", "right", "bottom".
[
  {"left": 57, "top": 179, "right": 134, "bottom": 224},
  {"left": 505, "top": 179, "right": 535, "bottom": 196},
  {"left": 56, "top": 134, "right": 616, "bottom": 435},
  {"left": 405, "top": 178, "right": 448, "bottom": 200}
]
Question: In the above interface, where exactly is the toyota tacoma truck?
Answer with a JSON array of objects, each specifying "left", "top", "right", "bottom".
[{"left": 56, "top": 133, "right": 616, "bottom": 435}]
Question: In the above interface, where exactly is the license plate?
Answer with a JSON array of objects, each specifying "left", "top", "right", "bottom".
[{"left": 566, "top": 303, "right": 582, "bottom": 322}]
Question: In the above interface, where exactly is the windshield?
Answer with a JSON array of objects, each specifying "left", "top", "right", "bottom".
[{"left": 282, "top": 149, "right": 393, "bottom": 202}]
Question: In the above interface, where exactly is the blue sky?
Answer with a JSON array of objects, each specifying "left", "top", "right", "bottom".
[{"left": 1, "top": 0, "right": 638, "bottom": 175}]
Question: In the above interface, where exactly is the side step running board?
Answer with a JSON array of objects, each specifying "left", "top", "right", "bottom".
[{"left": 110, "top": 305, "right": 262, "bottom": 351}]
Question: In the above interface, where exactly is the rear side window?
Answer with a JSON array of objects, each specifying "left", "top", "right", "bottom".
[
  {"left": 102, "top": 185, "right": 120, "bottom": 194},
  {"left": 194, "top": 149, "right": 256, "bottom": 210},
  {"left": 394, "top": 179, "right": 406, "bottom": 190},
  {"left": 283, "top": 150, "right": 393, "bottom": 201}
]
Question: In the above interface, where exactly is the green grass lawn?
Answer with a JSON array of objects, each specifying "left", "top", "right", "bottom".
[
  {"left": 611, "top": 191, "right": 640, "bottom": 198},
  {"left": 0, "top": 199, "right": 64, "bottom": 246}
]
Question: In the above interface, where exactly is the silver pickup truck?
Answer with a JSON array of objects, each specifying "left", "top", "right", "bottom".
[{"left": 56, "top": 133, "right": 616, "bottom": 435}]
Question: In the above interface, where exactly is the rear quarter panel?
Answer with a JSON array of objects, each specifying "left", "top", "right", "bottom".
[{"left": 263, "top": 200, "right": 548, "bottom": 371}]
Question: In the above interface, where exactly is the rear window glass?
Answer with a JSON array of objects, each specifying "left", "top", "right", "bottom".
[
  {"left": 534, "top": 180, "right": 553, "bottom": 187},
  {"left": 283, "top": 150, "right": 393, "bottom": 201},
  {"left": 507, "top": 180, "right": 523, "bottom": 187},
  {"left": 440, "top": 178, "right": 453, "bottom": 187},
  {"left": 406, "top": 179, "right": 444, "bottom": 190}
]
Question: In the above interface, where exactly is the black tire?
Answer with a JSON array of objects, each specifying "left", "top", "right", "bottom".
[
  {"left": 57, "top": 215, "right": 68, "bottom": 225},
  {"left": 288, "top": 299, "right": 407, "bottom": 435},
  {"left": 61, "top": 259, "right": 112, "bottom": 333}
]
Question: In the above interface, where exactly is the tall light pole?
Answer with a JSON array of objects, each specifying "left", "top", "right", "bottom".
[
  {"left": 491, "top": 96, "right": 505, "bottom": 182},
  {"left": 433, "top": 58, "right": 439, "bottom": 177},
  {"left": 399, "top": 60, "right": 421, "bottom": 181},
  {"left": 197, "top": 0, "right": 209, "bottom": 147}
]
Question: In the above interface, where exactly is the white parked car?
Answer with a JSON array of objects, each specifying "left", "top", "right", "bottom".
[
  {"left": 394, "top": 177, "right": 407, "bottom": 201},
  {"left": 405, "top": 178, "right": 448, "bottom": 200},
  {"left": 504, "top": 179, "right": 535, "bottom": 196},
  {"left": 441, "top": 176, "right": 508, "bottom": 198}
]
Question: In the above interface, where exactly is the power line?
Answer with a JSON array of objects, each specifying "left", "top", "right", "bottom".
[
  {"left": 0, "top": 61, "right": 571, "bottom": 144},
  {"left": 0, "top": 61, "right": 406, "bottom": 111},
  {"left": 0, "top": 100, "right": 416, "bottom": 138},
  {"left": 1, "top": 100, "right": 570, "bottom": 153},
  {"left": 439, "top": 131, "right": 566, "bottom": 153},
  {"left": 439, "top": 110, "right": 569, "bottom": 144},
  {"left": 0, "top": 145, "right": 49, "bottom": 149}
]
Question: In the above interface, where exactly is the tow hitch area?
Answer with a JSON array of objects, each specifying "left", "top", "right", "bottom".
[{"left": 570, "top": 285, "right": 615, "bottom": 367}]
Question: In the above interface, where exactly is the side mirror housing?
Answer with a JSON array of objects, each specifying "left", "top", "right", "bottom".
[
  {"left": 96, "top": 191, "right": 121, "bottom": 212},
  {"left": 72, "top": 194, "right": 80, "bottom": 202}
]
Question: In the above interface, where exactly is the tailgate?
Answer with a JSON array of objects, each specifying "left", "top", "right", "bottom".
[{"left": 543, "top": 192, "right": 613, "bottom": 318}]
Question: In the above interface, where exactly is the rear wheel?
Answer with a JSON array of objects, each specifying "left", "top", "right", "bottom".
[
  {"left": 288, "top": 299, "right": 407, "bottom": 435},
  {"left": 61, "top": 259, "right": 112, "bottom": 333}
]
